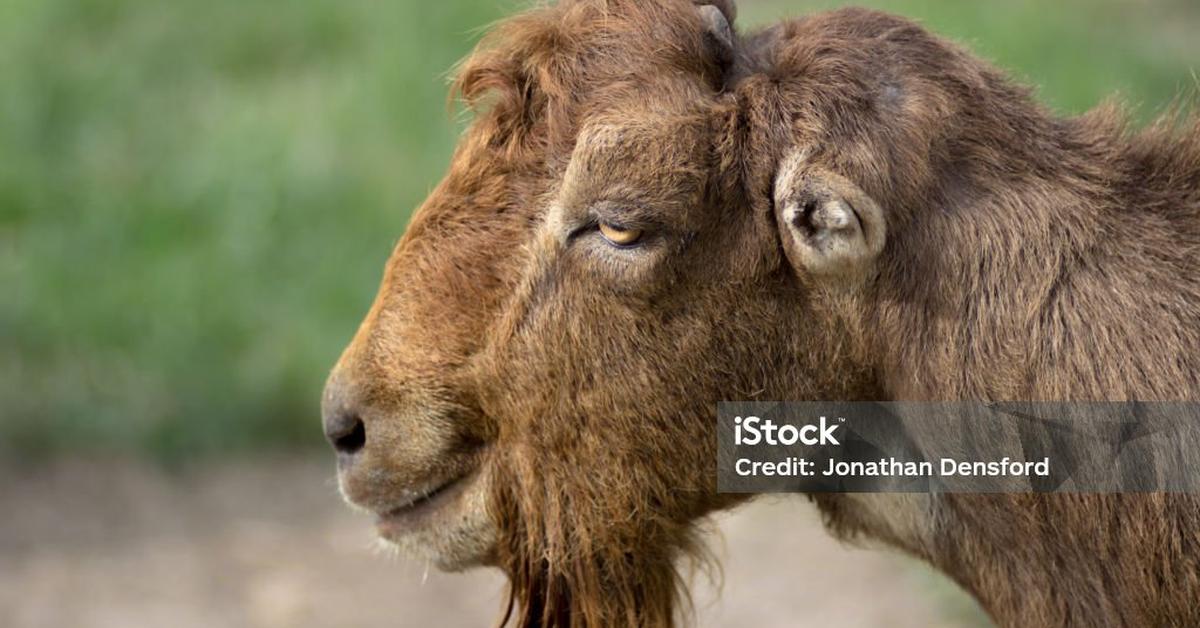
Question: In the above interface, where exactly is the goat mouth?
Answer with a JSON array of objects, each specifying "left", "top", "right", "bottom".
[{"left": 375, "top": 470, "right": 477, "bottom": 536}]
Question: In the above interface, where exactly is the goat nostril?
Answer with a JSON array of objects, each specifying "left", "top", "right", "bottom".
[
  {"left": 337, "top": 420, "right": 366, "bottom": 454},
  {"left": 327, "top": 415, "right": 366, "bottom": 455}
]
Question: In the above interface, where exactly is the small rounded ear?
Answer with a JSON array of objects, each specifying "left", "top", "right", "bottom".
[
  {"left": 695, "top": 2, "right": 736, "bottom": 66},
  {"left": 773, "top": 150, "right": 886, "bottom": 284}
]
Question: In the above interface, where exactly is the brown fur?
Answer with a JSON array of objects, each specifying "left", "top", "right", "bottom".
[{"left": 323, "top": 2, "right": 1200, "bottom": 626}]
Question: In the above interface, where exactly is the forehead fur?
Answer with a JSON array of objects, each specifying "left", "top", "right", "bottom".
[{"left": 452, "top": 0, "right": 729, "bottom": 162}]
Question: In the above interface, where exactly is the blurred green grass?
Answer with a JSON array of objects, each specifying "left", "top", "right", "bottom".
[{"left": 2, "top": 0, "right": 1198, "bottom": 462}]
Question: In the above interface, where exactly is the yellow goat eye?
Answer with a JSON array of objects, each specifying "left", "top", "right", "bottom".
[{"left": 598, "top": 222, "right": 644, "bottom": 247}]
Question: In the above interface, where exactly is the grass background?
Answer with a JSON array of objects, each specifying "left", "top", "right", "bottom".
[{"left": 3, "top": 0, "right": 1199, "bottom": 463}]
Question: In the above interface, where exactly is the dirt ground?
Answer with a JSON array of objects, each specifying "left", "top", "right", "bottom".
[{"left": 0, "top": 456, "right": 987, "bottom": 627}]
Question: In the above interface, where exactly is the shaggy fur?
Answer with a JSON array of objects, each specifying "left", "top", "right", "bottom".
[{"left": 324, "top": 2, "right": 1200, "bottom": 626}]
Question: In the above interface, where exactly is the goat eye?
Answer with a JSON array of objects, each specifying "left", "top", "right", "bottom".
[{"left": 598, "top": 222, "right": 644, "bottom": 247}]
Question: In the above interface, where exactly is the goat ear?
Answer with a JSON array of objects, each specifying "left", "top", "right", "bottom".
[
  {"left": 695, "top": 2, "right": 736, "bottom": 65},
  {"left": 773, "top": 150, "right": 886, "bottom": 284}
]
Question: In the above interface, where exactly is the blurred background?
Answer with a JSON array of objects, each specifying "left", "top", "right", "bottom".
[{"left": 2, "top": 0, "right": 1197, "bottom": 626}]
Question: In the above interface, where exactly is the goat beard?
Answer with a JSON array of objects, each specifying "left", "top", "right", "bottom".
[{"left": 488, "top": 438, "right": 721, "bottom": 628}]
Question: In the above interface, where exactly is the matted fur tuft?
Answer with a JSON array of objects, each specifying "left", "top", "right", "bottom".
[{"left": 452, "top": 0, "right": 730, "bottom": 163}]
